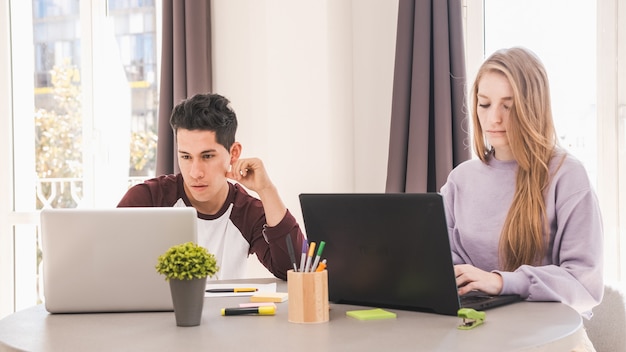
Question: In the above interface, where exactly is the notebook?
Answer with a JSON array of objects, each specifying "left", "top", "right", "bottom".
[
  {"left": 299, "top": 193, "right": 521, "bottom": 316},
  {"left": 41, "top": 207, "right": 198, "bottom": 313}
]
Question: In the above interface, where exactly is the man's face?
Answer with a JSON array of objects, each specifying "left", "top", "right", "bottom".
[{"left": 176, "top": 128, "right": 232, "bottom": 205}]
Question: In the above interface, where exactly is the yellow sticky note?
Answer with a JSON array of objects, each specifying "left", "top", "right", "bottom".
[
  {"left": 250, "top": 292, "right": 288, "bottom": 303},
  {"left": 346, "top": 308, "right": 397, "bottom": 321}
]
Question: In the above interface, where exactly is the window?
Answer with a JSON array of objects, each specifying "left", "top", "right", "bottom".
[
  {"left": 484, "top": 0, "right": 597, "bottom": 180},
  {"left": 0, "top": 0, "right": 160, "bottom": 317},
  {"left": 465, "top": 0, "right": 625, "bottom": 282}
]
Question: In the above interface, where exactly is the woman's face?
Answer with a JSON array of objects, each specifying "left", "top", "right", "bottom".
[{"left": 476, "top": 71, "right": 514, "bottom": 161}]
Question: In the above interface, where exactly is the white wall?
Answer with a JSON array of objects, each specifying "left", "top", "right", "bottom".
[
  {"left": 211, "top": 0, "right": 398, "bottom": 276},
  {"left": 212, "top": 0, "right": 398, "bottom": 221}
]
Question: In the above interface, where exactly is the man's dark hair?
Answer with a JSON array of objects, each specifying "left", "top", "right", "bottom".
[{"left": 170, "top": 93, "right": 238, "bottom": 150}]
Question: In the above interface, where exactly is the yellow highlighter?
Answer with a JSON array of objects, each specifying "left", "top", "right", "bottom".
[{"left": 221, "top": 306, "right": 276, "bottom": 316}]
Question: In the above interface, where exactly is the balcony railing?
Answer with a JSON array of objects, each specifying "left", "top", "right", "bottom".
[{"left": 36, "top": 177, "right": 149, "bottom": 209}]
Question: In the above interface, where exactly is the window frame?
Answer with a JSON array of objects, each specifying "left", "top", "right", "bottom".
[{"left": 0, "top": 0, "right": 15, "bottom": 319}]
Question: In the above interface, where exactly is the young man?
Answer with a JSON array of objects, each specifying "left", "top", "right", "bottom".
[{"left": 118, "top": 93, "right": 304, "bottom": 280}]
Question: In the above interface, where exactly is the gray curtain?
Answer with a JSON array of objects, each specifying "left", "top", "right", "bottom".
[
  {"left": 385, "top": 0, "right": 470, "bottom": 193},
  {"left": 156, "top": 0, "right": 212, "bottom": 175}
]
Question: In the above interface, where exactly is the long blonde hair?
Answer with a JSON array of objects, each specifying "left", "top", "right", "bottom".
[{"left": 471, "top": 47, "right": 558, "bottom": 271}]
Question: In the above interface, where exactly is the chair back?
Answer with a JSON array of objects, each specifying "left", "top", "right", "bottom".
[{"left": 584, "top": 284, "right": 626, "bottom": 352}]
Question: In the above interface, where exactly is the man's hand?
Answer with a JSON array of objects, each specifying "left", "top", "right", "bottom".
[
  {"left": 226, "top": 157, "right": 286, "bottom": 227},
  {"left": 226, "top": 157, "right": 273, "bottom": 193},
  {"left": 454, "top": 264, "right": 503, "bottom": 296}
]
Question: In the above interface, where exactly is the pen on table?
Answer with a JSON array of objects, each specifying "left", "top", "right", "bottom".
[
  {"left": 206, "top": 288, "right": 258, "bottom": 293},
  {"left": 304, "top": 241, "right": 316, "bottom": 272},
  {"left": 315, "top": 259, "right": 327, "bottom": 272},
  {"left": 310, "top": 240, "right": 325, "bottom": 272},
  {"left": 221, "top": 306, "right": 276, "bottom": 316},
  {"left": 299, "top": 239, "right": 308, "bottom": 272},
  {"left": 285, "top": 235, "right": 298, "bottom": 272}
]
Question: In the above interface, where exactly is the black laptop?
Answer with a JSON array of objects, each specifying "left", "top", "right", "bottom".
[{"left": 298, "top": 193, "right": 521, "bottom": 316}]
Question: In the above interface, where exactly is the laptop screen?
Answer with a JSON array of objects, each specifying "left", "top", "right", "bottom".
[
  {"left": 41, "top": 207, "right": 198, "bottom": 313},
  {"left": 299, "top": 193, "right": 462, "bottom": 316}
]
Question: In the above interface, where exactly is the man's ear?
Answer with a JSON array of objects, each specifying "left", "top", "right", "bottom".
[{"left": 229, "top": 142, "right": 242, "bottom": 164}]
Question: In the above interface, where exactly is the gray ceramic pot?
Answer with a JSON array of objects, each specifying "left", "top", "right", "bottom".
[{"left": 168, "top": 276, "right": 207, "bottom": 326}]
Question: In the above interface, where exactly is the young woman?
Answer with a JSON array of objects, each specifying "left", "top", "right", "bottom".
[{"left": 440, "top": 47, "right": 603, "bottom": 351}]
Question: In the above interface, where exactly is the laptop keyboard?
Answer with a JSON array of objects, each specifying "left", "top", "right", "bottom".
[{"left": 460, "top": 292, "right": 493, "bottom": 304}]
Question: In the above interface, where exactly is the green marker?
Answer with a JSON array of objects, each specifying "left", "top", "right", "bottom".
[{"left": 310, "top": 241, "right": 326, "bottom": 272}]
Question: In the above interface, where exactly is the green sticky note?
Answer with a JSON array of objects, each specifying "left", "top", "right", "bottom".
[{"left": 346, "top": 308, "right": 397, "bottom": 321}]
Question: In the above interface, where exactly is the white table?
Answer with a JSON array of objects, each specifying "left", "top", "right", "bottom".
[{"left": 0, "top": 279, "right": 583, "bottom": 352}]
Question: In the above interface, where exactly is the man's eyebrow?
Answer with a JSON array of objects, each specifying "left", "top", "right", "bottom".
[{"left": 177, "top": 149, "right": 218, "bottom": 154}]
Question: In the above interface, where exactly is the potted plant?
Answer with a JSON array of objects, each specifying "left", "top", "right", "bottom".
[{"left": 156, "top": 241, "right": 219, "bottom": 326}]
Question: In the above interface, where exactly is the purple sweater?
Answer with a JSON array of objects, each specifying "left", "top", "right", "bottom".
[{"left": 440, "top": 151, "right": 603, "bottom": 318}]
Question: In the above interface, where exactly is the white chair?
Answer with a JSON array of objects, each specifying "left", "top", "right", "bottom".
[{"left": 584, "top": 283, "right": 626, "bottom": 352}]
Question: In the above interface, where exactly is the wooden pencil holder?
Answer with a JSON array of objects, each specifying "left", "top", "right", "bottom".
[{"left": 287, "top": 269, "right": 329, "bottom": 323}]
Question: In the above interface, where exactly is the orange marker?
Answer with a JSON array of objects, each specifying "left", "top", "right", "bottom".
[{"left": 315, "top": 259, "right": 327, "bottom": 272}]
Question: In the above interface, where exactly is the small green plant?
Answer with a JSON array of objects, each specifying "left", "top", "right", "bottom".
[{"left": 155, "top": 242, "right": 219, "bottom": 281}]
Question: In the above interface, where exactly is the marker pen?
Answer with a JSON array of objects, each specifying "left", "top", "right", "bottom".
[
  {"left": 315, "top": 259, "right": 327, "bottom": 272},
  {"left": 206, "top": 288, "right": 258, "bottom": 293},
  {"left": 299, "top": 239, "right": 308, "bottom": 272},
  {"left": 310, "top": 241, "right": 326, "bottom": 272},
  {"left": 286, "top": 235, "right": 298, "bottom": 272},
  {"left": 220, "top": 306, "right": 276, "bottom": 316},
  {"left": 304, "top": 242, "right": 316, "bottom": 272}
]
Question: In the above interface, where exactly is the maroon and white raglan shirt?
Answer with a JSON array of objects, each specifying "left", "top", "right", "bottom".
[{"left": 118, "top": 173, "right": 304, "bottom": 280}]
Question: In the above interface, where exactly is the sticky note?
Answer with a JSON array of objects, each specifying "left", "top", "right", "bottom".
[
  {"left": 250, "top": 292, "right": 288, "bottom": 303},
  {"left": 239, "top": 302, "right": 277, "bottom": 308},
  {"left": 346, "top": 308, "right": 397, "bottom": 321}
]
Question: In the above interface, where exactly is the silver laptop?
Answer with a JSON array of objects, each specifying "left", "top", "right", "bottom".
[{"left": 41, "top": 207, "right": 198, "bottom": 313}]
